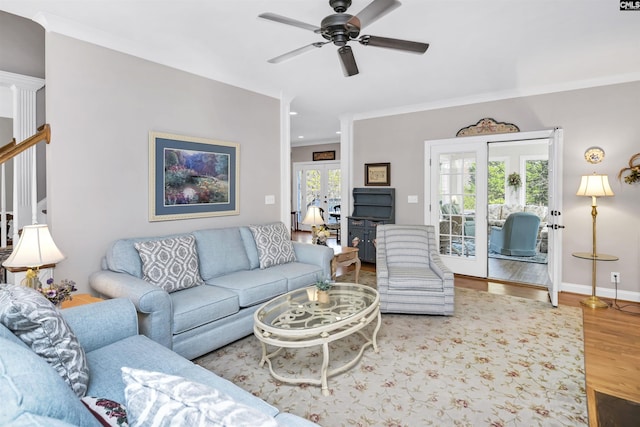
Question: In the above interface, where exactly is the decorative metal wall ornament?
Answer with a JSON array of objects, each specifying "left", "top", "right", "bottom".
[
  {"left": 618, "top": 153, "right": 640, "bottom": 184},
  {"left": 456, "top": 118, "right": 520, "bottom": 137},
  {"left": 584, "top": 146, "right": 605, "bottom": 164}
]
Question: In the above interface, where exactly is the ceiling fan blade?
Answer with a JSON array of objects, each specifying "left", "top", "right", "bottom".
[
  {"left": 348, "top": 0, "right": 401, "bottom": 29},
  {"left": 338, "top": 46, "right": 359, "bottom": 77},
  {"left": 359, "top": 35, "right": 429, "bottom": 54},
  {"left": 267, "top": 42, "right": 326, "bottom": 64},
  {"left": 258, "top": 12, "right": 320, "bottom": 32}
]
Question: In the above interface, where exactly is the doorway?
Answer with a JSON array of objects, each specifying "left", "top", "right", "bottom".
[
  {"left": 487, "top": 140, "right": 551, "bottom": 287},
  {"left": 426, "top": 129, "right": 563, "bottom": 306},
  {"left": 292, "top": 161, "right": 341, "bottom": 230}
]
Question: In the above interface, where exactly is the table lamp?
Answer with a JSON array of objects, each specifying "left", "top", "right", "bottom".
[
  {"left": 2, "top": 224, "right": 66, "bottom": 289},
  {"left": 301, "top": 206, "right": 325, "bottom": 244},
  {"left": 576, "top": 173, "right": 614, "bottom": 308}
]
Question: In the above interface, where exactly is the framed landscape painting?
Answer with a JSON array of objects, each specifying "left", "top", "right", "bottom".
[{"left": 149, "top": 131, "right": 239, "bottom": 221}]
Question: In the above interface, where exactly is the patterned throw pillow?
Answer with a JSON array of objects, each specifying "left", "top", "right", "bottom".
[
  {"left": 134, "top": 235, "right": 204, "bottom": 293},
  {"left": 249, "top": 222, "right": 296, "bottom": 269},
  {"left": 81, "top": 396, "right": 128, "bottom": 427},
  {"left": 0, "top": 284, "right": 90, "bottom": 397},
  {"left": 122, "top": 367, "right": 278, "bottom": 427}
]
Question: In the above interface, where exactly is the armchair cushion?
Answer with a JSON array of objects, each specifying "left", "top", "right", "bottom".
[{"left": 387, "top": 267, "right": 444, "bottom": 291}]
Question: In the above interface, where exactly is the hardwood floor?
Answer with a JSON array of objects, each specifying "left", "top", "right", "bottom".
[{"left": 293, "top": 230, "right": 640, "bottom": 426}]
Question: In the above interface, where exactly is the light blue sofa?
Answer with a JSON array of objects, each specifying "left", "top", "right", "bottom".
[
  {"left": 0, "top": 298, "right": 319, "bottom": 426},
  {"left": 89, "top": 224, "right": 333, "bottom": 359}
]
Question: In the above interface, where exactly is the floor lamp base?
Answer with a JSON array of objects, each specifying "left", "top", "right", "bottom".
[{"left": 580, "top": 296, "right": 609, "bottom": 309}]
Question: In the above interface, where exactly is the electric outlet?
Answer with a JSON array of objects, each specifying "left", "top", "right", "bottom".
[{"left": 610, "top": 272, "right": 620, "bottom": 284}]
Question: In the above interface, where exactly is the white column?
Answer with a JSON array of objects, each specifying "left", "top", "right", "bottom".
[{"left": 0, "top": 71, "right": 45, "bottom": 284}]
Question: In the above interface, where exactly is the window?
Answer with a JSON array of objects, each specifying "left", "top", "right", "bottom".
[{"left": 488, "top": 160, "right": 506, "bottom": 204}]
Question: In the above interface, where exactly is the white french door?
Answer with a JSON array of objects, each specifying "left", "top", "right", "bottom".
[
  {"left": 546, "top": 129, "right": 563, "bottom": 307},
  {"left": 427, "top": 140, "right": 488, "bottom": 278},
  {"left": 426, "top": 130, "right": 564, "bottom": 306},
  {"left": 292, "top": 161, "right": 341, "bottom": 230}
]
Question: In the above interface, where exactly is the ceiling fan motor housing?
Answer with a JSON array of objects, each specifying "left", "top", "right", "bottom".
[
  {"left": 329, "top": 0, "right": 352, "bottom": 13},
  {"left": 320, "top": 14, "right": 360, "bottom": 46}
]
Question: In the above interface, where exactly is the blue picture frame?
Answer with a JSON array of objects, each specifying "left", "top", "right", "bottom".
[{"left": 149, "top": 131, "right": 239, "bottom": 221}]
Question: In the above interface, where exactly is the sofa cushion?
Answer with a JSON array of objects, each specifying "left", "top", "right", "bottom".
[
  {"left": 0, "top": 285, "right": 90, "bottom": 398},
  {"left": 267, "top": 262, "right": 326, "bottom": 292},
  {"left": 524, "top": 204, "right": 549, "bottom": 222},
  {"left": 122, "top": 367, "right": 278, "bottom": 427},
  {"left": 0, "top": 337, "right": 100, "bottom": 426},
  {"left": 239, "top": 226, "right": 260, "bottom": 270},
  {"left": 487, "top": 204, "right": 502, "bottom": 221},
  {"left": 500, "top": 204, "right": 523, "bottom": 220},
  {"left": 135, "top": 235, "right": 204, "bottom": 293},
  {"left": 104, "top": 233, "right": 191, "bottom": 278},
  {"left": 170, "top": 284, "right": 239, "bottom": 334},
  {"left": 193, "top": 227, "right": 250, "bottom": 280},
  {"left": 207, "top": 270, "right": 288, "bottom": 307},
  {"left": 249, "top": 222, "right": 296, "bottom": 269}
]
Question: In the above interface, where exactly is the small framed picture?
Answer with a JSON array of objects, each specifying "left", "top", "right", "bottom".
[
  {"left": 313, "top": 150, "right": 336, "bottom": 161},
  {"left": 365, "top": 163, "right": 391, "bottom": 186}
]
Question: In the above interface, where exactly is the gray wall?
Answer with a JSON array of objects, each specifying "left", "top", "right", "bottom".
[
  {"left": 291, "top": 142, "right": 340, "bottom": 163},
  {"left": 353, "top": 81, "right": 640, "bottom": 296},
  {"left": 46, "top": 34, "right": 280, "bottom": 292},
  {"left": 0, "top": 11, "right": 45, "bottom": 78}
]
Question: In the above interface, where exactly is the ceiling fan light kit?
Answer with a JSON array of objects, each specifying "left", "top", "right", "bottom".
[{"left": 259, "top": 0, "right": 429, "bottom": 76}]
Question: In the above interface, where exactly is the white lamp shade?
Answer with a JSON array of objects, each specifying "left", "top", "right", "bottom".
[
  {"left": 301, "top": 206, "right": 325, "bottom": 226},
  {"left": 2, "top": 224, "right": 65, "bottom": 268},
  {"left": 576, "top": 174, "right": 614, "bottom": 197}
]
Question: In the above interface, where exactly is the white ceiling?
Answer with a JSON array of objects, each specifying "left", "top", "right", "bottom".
[{"left": 2, "top": 0, "right": 640, "bottom": 145}]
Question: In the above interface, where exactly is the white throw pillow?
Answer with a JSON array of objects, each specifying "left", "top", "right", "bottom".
[
  {"left": 121, "top": 367, "right": 278, "bottom": 427},
  {"left": 249, "top": 222, "right": 296, "bottom": 269},
  {"left": 134, "top": 235, "right": 204, "bottom": 293}
]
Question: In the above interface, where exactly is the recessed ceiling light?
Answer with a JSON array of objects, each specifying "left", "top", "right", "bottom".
[
  {"left": 289, "top": 111, "right": 298, "bottom": 116},
  {"left": 298, "top": 135, "right": 304, "bottom": 139},
  {"left": 336, "top": 131, "right": 341, "bottom": 134}
]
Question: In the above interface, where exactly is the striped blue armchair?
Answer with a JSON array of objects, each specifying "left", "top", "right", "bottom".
[{"left": 376, "top": 224, "right": 454, "bottom": 315}]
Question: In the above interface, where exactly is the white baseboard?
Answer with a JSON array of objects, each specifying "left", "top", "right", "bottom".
[{"left": 561, "top": 282, "right": 640, "bottom": 303}]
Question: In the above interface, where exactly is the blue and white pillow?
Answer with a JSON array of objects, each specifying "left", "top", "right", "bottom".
[
  {"left": 134, "top": 235, "right": 204, "bottom": 293},
  {"left": 249, "top": 222, "right": 296, "bottom": 269},
  {"left": 0, "top": 284, "right": 90, "bottom": 397},
  {"left": 122, "top": 367, "right": 278, "bottom": 427}
]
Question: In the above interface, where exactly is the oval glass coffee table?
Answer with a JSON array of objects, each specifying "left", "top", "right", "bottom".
[{"left": 253, "top": 283, "right": 380, "bottom": 396}]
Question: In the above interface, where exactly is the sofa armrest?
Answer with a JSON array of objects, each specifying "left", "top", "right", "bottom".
[
  {"left": 89, "top": 270, "right": 173, "bottom": 349},
  {"left": 292, "top": 242, "right": 333, "bottom": 279},
  {"left": 62, "top": 298, "right": 138, "bottom": 353}
]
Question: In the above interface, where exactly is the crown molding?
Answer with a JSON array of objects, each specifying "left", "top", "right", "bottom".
[{"left": 353, "top": 72, "right": 640, "bottom": 122}]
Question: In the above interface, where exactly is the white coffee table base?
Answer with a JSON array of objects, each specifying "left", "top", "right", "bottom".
[{"left": 254, "top": 285, "right": 380, "bottom": 396}]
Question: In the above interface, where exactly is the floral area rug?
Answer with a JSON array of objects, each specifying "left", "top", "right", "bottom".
[{"left": 195, "top": 280, "right": 586, "bottom": 427}]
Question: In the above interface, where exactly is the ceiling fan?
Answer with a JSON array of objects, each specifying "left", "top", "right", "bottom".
[{"left": 258, "top": 0, "right": 429, "bottom": 77}]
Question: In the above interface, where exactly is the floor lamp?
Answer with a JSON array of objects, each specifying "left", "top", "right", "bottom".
[{"left": 576, "top": 173, "right": 615, "bottom": 309}]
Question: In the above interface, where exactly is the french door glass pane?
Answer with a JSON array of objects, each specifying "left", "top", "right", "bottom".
[
  {"left": 305, "top": 169, "right": 321, "bottom": 209},
  {"left": 439, "top": 153, "right": 476, "bottom": 258}
]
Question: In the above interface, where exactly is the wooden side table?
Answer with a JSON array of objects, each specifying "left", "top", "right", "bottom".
[
  {"left": 61, "top": 293, "right": 103, "bottom": 309},
  {"left": 331, "top": 246, "right": 361, "bottom": 283}
]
